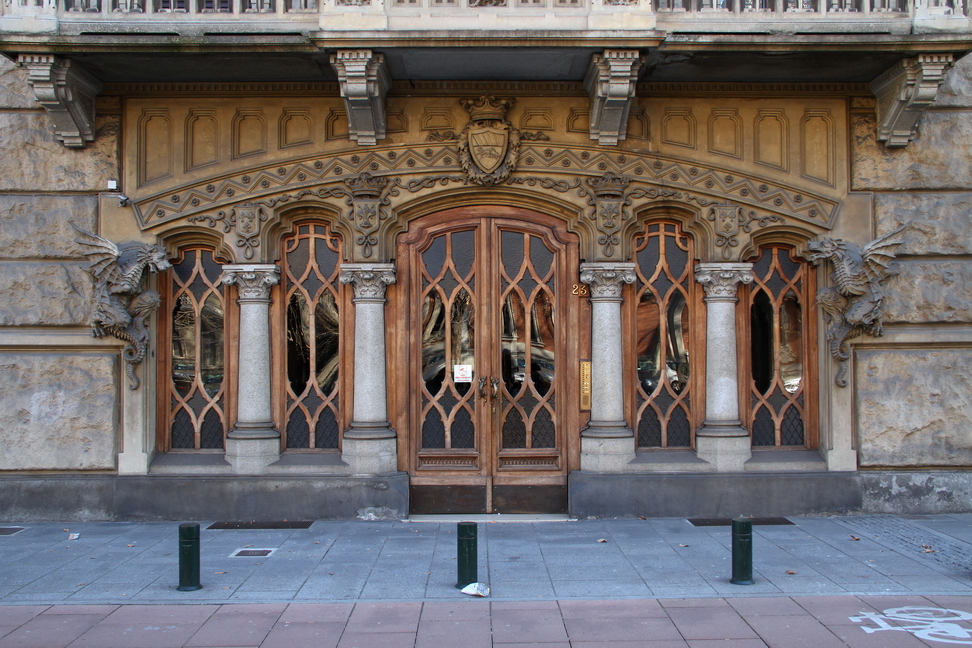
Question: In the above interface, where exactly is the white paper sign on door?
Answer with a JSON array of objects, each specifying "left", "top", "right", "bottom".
[{"left": 453, "top": 365, "right": 473, "bottom": 383}]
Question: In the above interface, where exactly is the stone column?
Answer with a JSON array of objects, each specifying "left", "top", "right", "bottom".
[
  {"left": 578, "top": 262, "right": 636, "bottom": 472},
  {"left": 694, "top": 263, "right": 753, "bottom": 472},
  {"left": 339, "top": 263, "right": 398, "bottom": 474},
  {"left": 221, "top": 264, "right": 280, "bottom": 474}
]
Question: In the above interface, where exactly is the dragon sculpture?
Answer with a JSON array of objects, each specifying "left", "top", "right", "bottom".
[
  {"left": 72, "top": 224, "right": 171, "bottom": 389},
  {"left": 807, "top": 224, "right": 909, "bottom": 387}
]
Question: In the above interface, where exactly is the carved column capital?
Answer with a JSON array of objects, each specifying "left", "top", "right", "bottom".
[
  {"left": 340, "top": 263, "right": 396, "bottom": 301},
  {"left": 695, "top": 263, "right": 753, "bottom": 301},
  {"left": 584, "top": 50, "right": 645, "bottom": 146},
  {"left": 221, "top": 264, "right": 280, "bottom": 302},
  {"left": 18, "top": 55, "right": 102, "bottom": 149},
  {"left": 871, "top": 53, "right": 954, "bottom": 148},
  {"left": 330, "top": 50, "right": 391, "bottom": 146},
  {"left": 579, "top": 262, "right": 636, "bottom": 302}
]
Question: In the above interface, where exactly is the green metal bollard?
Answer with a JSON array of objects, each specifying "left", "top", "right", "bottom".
[
  {"left": 177, "top": 523, "right": 203, "bottom": 591},
  {"left": 730, "top": 517, "right": 754, "bottom": 585},
  {"left": 456, "top": 521, "right": 478, "bottom": 589}
]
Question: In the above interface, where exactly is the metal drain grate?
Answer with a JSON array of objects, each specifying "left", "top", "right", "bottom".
[
  {"left": 688, "top": 517, "right": 794, "bottom": 526},
  {"left": 208, "top": 521, "right": 313, "bottom": 530},
  {"left": 0, "top": 527, "right": 24, "bottom": 536},
  {"left": 232, "top": 548, "right": 276, "bottom": 557}
]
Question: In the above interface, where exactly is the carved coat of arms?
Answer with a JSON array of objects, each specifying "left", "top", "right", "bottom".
[{"left": 458, "top": 94, "right": 520, "bottom": 185}]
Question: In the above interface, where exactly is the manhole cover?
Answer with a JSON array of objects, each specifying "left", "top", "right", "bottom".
[
  {"left": 688, "top": 518, "right": 794, "bottom": 526},
  {"left": 232, "top": 548, "right": 275, "bottom": 557},
  {"left": 208, "top": 521, "right": 313, "bottom": 530}
]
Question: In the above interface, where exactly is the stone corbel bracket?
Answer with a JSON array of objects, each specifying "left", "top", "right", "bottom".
[
  {"left": 18, "top": 54, "right": 103, "bottom": 149},
  {"left": 330, "top": 50, "right": 391, "bottom": 146},
  {"left": 871, "top": 53, "right": 954, "bottom": 148},
  {"left": 584, "top": 50, "right": 646, "bottom": 146}
]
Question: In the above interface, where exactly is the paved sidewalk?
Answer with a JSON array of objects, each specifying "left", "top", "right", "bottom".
[{"left": 0, "top": 514, "right": 969, "bottom": 646}]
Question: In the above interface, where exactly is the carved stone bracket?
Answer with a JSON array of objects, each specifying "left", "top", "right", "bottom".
[
  {"left": 584, "top": 50, "right": 645, "bottom": 146},
  {"left": 339, "top": 263, "right": 396, "bottom": 302},
  {"left": 579, "top": 262, "right": 636, "bottom": 301},
  {"left": 695, "top": 263, "right": 754, "bottom": 301},
  {"left": 344, "top": 172, "right": 399, "bottom": 261},
  {"left": 18, "top": 55, "right": 103, "bottom": 149},
  {"left": 221, "top": 264, "right": 280, "bottom": 301},
  {"left": 330, "top": 50, "right": 391, "bottom": 146},
  {"left": 807, "top": 225, "right": 908, "bottom": 387},
  {"left": 586, "top": 172, "right": 631, "bottom": 260},
  {"left": 871, "top": 53, "right": 954, "bottom": 148}
]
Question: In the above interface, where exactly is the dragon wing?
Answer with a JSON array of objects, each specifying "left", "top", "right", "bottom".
[
  {"left": 71, "top": 222, "right": 121, "bottom": 283},
  {"left": 861, "top": 224, "right": 908, "bottom": 285}
]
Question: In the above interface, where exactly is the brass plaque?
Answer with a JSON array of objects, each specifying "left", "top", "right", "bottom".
[{"left": 579, "top": 360, "right": 591, "bottom": 411}]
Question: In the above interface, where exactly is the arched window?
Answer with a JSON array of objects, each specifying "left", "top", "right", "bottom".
[
  {"left": 159, "top": 247, "right": 229, "bottom": 451},
  {"left": 280, "top": 221, "right": 345, "bottom": 450},
  {"left": 630, "top": 221, "right": 701, "bottom": 449},
  {"left": 744, "top": 244, "right": 817, "bottom": 448}
]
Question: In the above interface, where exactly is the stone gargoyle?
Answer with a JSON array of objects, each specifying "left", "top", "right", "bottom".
[
  {"left": 72, "top": 224, "right": 171, "bottom": 389},
  {"left": 807, "top": 224, "right": 908, "bottom": 387}
]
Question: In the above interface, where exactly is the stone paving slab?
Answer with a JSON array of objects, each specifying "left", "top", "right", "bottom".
[{"left": 0, "top": 516, "right": 969, "bottom": 645}]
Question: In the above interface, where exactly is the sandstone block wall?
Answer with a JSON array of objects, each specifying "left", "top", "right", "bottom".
[
  {"left": 852, "top": 53, "right": 972, "bottom": 468},
  {"left": 0, "top": 56, "right": 121, "bottom": 472}
]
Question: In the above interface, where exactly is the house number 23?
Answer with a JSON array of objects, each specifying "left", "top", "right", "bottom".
[{"left": 572, "top": 283, "right": 589, "bottom": 296}]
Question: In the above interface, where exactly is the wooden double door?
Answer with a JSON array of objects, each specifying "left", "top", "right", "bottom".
[{"left": 396, "top": 207, "right": 582, "bottom": 514}]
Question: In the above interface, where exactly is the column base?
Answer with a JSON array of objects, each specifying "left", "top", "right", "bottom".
[
  {"left": 695, "top": 425, "right": 752, "bottom": 472},
  {"left": 582, "top": 420, "right": 634, "bottom": 439},
  {"left": 342, "top": 437, "right": 398, "bottom": 475},
  {"left": 227, "top": 422, "right": 280, "bottom": 440},
  {"left": 226, "top": 436, "right": 280, "bottom": 475},
  {"left": 580, "top": 436, "right": 635, "bottom": 473},
  {"left": 344, "top": 421, "right": 396, "bottom": 440}
]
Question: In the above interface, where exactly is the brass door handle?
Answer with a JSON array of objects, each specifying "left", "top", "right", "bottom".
[
  {"left": 491, "top": 377, "right": 500, "bottom": 401},
  {"left": 478, "top": 376, "right": 489, "bottom": 401}
]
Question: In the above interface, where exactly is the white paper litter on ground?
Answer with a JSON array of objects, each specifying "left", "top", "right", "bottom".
[{"left": 460, "top": 582, "right": 490, "bottom": 597}]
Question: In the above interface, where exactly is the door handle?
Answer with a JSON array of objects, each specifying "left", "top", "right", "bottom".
[
  {"left": 478, "top": 376, "right": 489, "bottom": 401},
  {"left": 490, "top": 377, "right": 500, "bottom": 401}
]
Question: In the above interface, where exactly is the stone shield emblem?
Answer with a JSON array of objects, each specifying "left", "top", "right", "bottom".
[{"left": 468, "top": 124, "right": 508, "bottom": 174}]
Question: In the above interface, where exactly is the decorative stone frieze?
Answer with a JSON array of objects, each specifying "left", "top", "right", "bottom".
[
  {"left": 339, "top": 263, "right": 396, "bottom": 301},
  {"left": 584, "top": 50, "right": 645, "bottom": 146},
  {"left": 221, "top": 264, "right": 279, "bottom": 301},
  {"left": 695, "top": 263, "right": 753, "bottom": 300},
  {"left": 807, "top": 225, "right": 908, "bottom": 387},
  {"left": 188, "top": 201, "right": 269, "bottom": 260},
  {"left": 458, "top": 94, "right": 520, "bottom": 186},
  {"left": 72, "top": 224, "right": 170, "bottom": 390},
  {"left": 586, "top": 172, "right": 631, "bottom": 260},
  {"left": 871, "top": 53, "right": 954, "bottom": 148},
  {"left": 704, "top": 202, "right": 784, "bottom": 260},
  {"left": 18, "top": 55, "right": 102, "bottom": 149},
  {"left": 330, "top": 50, "right": 391, "bottom": 146}
]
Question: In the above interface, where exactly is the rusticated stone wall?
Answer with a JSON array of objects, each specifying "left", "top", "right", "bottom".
[
  {"left": 852, "top": 53, "right": 972, "bottom": 468},
  {"left": 0, "top": 56, "right": 120, "bottom": 471}
]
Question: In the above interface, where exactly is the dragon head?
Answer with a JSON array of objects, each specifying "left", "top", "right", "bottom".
[
  {"left": 143, "top": 244, "right": 172, "bottom": 273},
  {"left": 806, "top": 237, "right": 842, "bottom": 265}
]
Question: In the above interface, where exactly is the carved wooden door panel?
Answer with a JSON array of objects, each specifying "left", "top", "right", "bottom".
[{"left": 399, "top": 207, "right": 577, "bottom": 514}]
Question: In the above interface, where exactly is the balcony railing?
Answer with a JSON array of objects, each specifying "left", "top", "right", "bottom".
[{"left": 1, "top": 0, "right": 968, "bottom": 35}]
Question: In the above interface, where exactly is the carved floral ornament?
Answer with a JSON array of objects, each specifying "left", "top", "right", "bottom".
[
  {"left": 339, "top": 264, "right": 396, "bottom": 301},
  {"left": 221, "top": 265, "right": 280, "bottom": 301},
  {"left": 578, "top": 263, "right": 636, "bottom": 300}
]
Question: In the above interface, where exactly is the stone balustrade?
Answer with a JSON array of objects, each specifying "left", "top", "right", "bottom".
[{"left": 1, "top": 0, "right": 968, "bottom": 35}]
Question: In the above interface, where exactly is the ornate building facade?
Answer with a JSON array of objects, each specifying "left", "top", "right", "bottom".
[{"left": 1, "top": 3, "right": 971, "bottom": 518}]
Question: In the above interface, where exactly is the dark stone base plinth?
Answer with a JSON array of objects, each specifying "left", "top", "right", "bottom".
[
  {"left": 0, "top": 473, "right": 409, "bottom": 522},
  {"left": 569, "top": 471, "right": 865, "bottom": 518}
]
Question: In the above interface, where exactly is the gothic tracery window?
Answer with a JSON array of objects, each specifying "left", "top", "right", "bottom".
[{"left": 631, "top": 221, "right": 700, "bottom": 449}]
